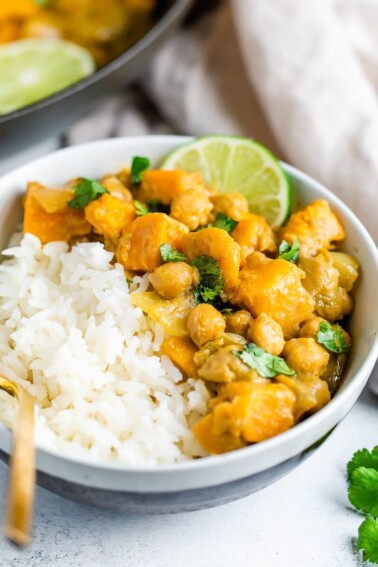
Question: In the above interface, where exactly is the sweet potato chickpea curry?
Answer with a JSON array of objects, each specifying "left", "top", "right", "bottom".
[
  {"left": 22, "top": 156, "right": 359, "bottom": 455},
  {"left": 0, "top": 0, "right": 155, "bottom": 66}
]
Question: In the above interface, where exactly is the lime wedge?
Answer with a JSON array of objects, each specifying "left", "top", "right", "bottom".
[
  {"left": 0, "top": 39, "right": 95, "bottom": 115},
  {"left": 160, "top": 135, "right": 292, "bottom": 227}
]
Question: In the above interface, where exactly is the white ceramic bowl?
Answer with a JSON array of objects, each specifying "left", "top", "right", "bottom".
[{"left": 0, "top": 136, "right": 377, "bottom": 512}]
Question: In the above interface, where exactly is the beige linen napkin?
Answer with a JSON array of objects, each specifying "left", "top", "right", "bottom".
[{"left": 69, "top": 0, "right": 378, "bottom": 241}]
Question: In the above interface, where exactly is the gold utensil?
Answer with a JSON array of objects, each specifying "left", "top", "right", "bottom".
[{"left": 0, "top": 376, "right": 35, "bottom": 547}]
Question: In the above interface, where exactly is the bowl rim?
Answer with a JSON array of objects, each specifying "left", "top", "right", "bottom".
[
  {"left": 0, "top": 0, "right": 193, "bottom": 124},
  {"left": 0, "top": 135, "right": 377, "bottom": 488}
]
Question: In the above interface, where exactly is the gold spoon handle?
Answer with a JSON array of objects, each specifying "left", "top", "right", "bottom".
[{"left": 0, "top": 377, "right": 35, "bottom": 547}]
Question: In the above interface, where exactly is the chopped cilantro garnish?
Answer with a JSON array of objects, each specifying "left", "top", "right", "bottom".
[
  {"left": 317, "top": 321, "right": 348, "bottom": 353},
  {"left": 67, "top": 178, "right": 108, "bottom": 209},
  {"left": 148, "top": 200, "right": 170, "bottom": 214},
  {"left": 133, "top": 200, "right": 149, "bottom": 216},
  {"left": 191, "top": 255, "right": 224, "bottom": 305},
  {"left": 233, "top": 342, "right": 295, "bottom": 378},
  {"left": 278, "top": 238, "right": 300, "bottom": 263},
  {"left": 130, "top": 156, "right": 150, "bottom": 184},
  {"left": 33, "top": 0, "right": 51, "bottom": 5},
  {"left": 213, "top": 213, "right": 238, "bottom": 233},
  {"left": 160, "top": 244, "right": 187, "bottom": 263},
  {"left": 348, "top": 447, "right": 378, "bottom": 481},
  {"left": 357, "top": 517, "right": 378, "bottom": 565}
]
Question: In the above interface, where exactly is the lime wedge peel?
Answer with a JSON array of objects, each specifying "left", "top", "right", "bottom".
[
  {"left": 160, "top": 135, "right": 292, "bottom": 227},
  {"left": 0, "top": 38, "right": 95, "bottom": 116}
]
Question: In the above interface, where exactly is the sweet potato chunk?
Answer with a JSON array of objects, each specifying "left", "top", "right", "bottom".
[
  {"left": 231, "top": 213, "right": 277, "bottom": 265},
  {"left": 116, "top": 213, "right": 188, "bottom": 272},
  {"left": 0, "top": 0, "right": 39, "bottom": 19},
  {"left": 193, "top": 382, "right": 295, "bottom": 453},
  {"left": 213, "top": 382, "right": 295, "bottom": 443},
  {"left": 137, "top": 170, "right": 210, "bottom": 205},
  {"left": 23, "top": 182, "right": 91, "bottom": 243},
  {"left": 192, "top": 414, "right": 247, "bottom": 455},
  {"left": 178, "top": 227, "right": 241, "bottom": 293},
  {"left": 234, "top": 252, "right": 314, "bottom": 338},
  {"left": 85, "top": 193, "right": 135, "bottom": 243},
  {"left": 161, "top": 336, "right": 198, "bottom": 378},
  {"left": 279, "top": 199, "right": 345, "bottom": 257}
]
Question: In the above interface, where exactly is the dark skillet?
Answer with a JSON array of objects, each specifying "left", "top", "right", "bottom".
[{"left": 0, "top": 0, "right": 193, "bottom": 160}]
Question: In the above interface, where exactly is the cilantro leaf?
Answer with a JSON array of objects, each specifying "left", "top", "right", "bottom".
[
  {"left": 317, "top": 321, "right": 348, "bottom": 353},
  {"left": 357, "top": 517, "right": 378, "bottom": 564},
  {"left": 278, "top": 238, "right": 300, "bottom": 263},
  {"left": 133, "top": 200, "right": 149, "bottom": 216},
  {"left": 347, "top": 447, "right": 378, "bottom": 481},
  {"left": 348, "top": 467, "right": 378, "bottom": 517},
  {"left": 160, "top": 244, "right": 187, "bottom": 263},
  {"left": 147, "top": 200, "right": 170, "bottom": 214},
  {"left": 33, "top": 0, "right": 51, "bottom": 5},
  {"left": 191, "top": 255, "right": 224, "bottom": 305},
  {"left": 67, "top": 178, "right": 108, "bottom": 209},
  {"left": 131, "top": 156, "right": 150, "bottom": 184},
  {"left": 213, "top": 213, "right": 238, "bottom": 233},
  {"left": 233, "top": 342, "right": 295, "bottom": 378}
]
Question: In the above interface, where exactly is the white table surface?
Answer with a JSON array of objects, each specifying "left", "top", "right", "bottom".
[{"left": 0, "top": 369, "right": 376, "bottom": 567}]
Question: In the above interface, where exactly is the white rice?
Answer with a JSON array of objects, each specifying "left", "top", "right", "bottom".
[{"left": 0, "top": 233, "right": 210, "bottom": 465}]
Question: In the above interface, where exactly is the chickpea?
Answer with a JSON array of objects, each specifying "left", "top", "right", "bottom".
[
  {"left": 211, "top": 192, "right": 249, "bottom": 221},
  {"left": 299, "top": 317, "right": 327, "bottom": 339},
  {"left": 170, "top": 190, "right": 213, "bottom": 231},
  {"left": 148, "top": 262, "right": 195, "bottom": 299},
  {"left": 187, "top": 304, "right": 226, "bottom": 347},
  {"left": 197, "top": 345, "right": 259, "bottom": 383},
  {"left": 224, "top": 310, "right": 252, "bottom": 336},
  {"left": 299, "top": 317, "right": 351, "bottom": 347},
  {"left": 283, "top": 338, "right": 330, "bottom": 375},
  {"left": 247, "top": 313, "right": 285, "bottom": 356}
]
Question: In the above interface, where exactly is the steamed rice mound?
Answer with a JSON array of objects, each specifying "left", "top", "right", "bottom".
[{"left": 0, "top": 234, "right": 210, "bottom": 465}]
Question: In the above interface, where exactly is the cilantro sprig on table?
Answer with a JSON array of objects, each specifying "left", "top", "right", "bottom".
[
  {"left": 233, "top": 342, "right": 295, "bottom": 378},
  {"left": 67, "top": 178, "right": 108, "bottom": 209},
  {"left": 317, "top": 321, "right": 348, "bottom": 353},
  {"left": 357, "top": 518, "right": 378, "bottom": 565},
  {"left": 278, "top": 238, "right": 300, "bottom": 263},
  {"left": 347, "top": 446, "right": 378, "bottom": 564}
]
